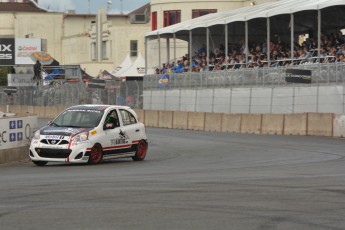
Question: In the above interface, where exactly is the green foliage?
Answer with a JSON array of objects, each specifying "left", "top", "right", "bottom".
[{"left": 0, "top": 67, "right": 9, "bottom": 86}]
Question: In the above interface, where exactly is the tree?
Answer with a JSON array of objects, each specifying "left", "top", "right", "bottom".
[{"left": 0, "top": 67, "right": 9, "bottom": 86}]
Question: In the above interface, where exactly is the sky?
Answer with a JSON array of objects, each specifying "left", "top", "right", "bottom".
[{"left": 38, "top": 0, "right": 150, "bottom": 14}]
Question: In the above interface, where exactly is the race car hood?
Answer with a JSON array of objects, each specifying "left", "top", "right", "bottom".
[{"left": 40, "top": 126, "right": 92, "bottom": 137}]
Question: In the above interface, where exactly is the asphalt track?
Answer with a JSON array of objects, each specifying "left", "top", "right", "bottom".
[{"left": 1, "top": 127, "right": 345, "bottom": 230}]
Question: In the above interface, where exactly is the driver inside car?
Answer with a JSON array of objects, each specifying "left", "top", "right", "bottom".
[{"left": 104, "top": 111, "right": 119, "bottom": 129}]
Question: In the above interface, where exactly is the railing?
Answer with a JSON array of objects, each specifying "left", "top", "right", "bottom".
[
  {"left": 0, "top": 80, "right": 143, "bottom": 109},
  {"left": 144, "top": 63, "right": 345, "bottom": 90}
]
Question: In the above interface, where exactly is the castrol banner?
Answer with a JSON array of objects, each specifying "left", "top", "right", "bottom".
[{"left": 15, "top": 38, "right": 41, "bottom": 65}]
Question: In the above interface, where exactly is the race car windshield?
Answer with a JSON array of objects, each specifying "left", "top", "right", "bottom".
[{"left": 51, "top": 109, "right": 104, "bottom": 128}]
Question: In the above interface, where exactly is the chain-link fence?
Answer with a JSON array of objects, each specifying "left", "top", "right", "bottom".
[
  {"left": 0, "top": 80, "right": 143, "bottom": 109},
  {"left": 143, "top": 63, "right": 345, "bottom": 114},
  {"left": 143, "top": 63, "right": 345, "bottom": 90}
]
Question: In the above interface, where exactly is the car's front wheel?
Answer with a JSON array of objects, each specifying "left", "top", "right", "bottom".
[
  {"left": 132, "top": 140, "right": 147, "bottom": 161},
  {"left": 32, "top": 160, "right": 48, "bottom": 166},
  {"left": 88, "top": 144, "right": 103, "bottom": 164}
]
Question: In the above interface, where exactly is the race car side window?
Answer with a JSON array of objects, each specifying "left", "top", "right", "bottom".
[
  {"left": 119, "top": 109, "right": 137, "bottom": 126},
  {"left": 104, "top": 110, "right": 120, "bottom": 129}
]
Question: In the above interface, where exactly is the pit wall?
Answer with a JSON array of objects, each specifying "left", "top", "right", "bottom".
[
  {"left": 136, "top": 110, "right": 343, "bottom": 138},
  {"left": 2, "top": 105, "right": 344, "bottom": 138}
]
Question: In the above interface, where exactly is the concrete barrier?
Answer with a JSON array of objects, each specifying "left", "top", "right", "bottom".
[
  {"left": 284, "top": 113, "right": 307, "bottom": 136},
  {"left": 9, "top": 105, "right": 28, "bottom": 115},
  {"left": 144, "top": 110, "right": 159, "bottom": 127},
  {"left": 134, "top": 109, "right": 145, "bottom": 123},
  {"left": 33, "top": 106, "right": 46, "bottom": 118},
  {"left": 173, "top": 111, "right": 188, "bottom": 129},
  {"left": 158, "top": 111, "right": 173, "bottom": 129},
  {"left": 240, "top": 114, "right": 262, "bottom": 134},
  {"left": 333, "top": 114, "right": 345, "bottom": 138},
  {"left": 307, "top": 113, "right": 333, "bottom": 137},
  {"left": 57, "top": 105, "right": 68, "bottom": 117},
  {"left": 204, "top": 113, "right": 222, "bottom": 132},
  {"left": 0, "top": 146, "right": 29, "bottom": 164},
  {"left": 221, "top": 113, "right": 241, "bottom": 133},
  {"left": 45, "top": 106, "right": 58, "bottom": 119},
  {"left": 0, "top": 105, "right": 6, "bottom": 112},
  {"left": 27, "top": 106, "right": 35, "bottom": 115},
  {"left": 187, "top": 112, "right": 205, "bottom": 131},
  {"left": 261, "top": 114, "right": 284, "bottom": 135}
]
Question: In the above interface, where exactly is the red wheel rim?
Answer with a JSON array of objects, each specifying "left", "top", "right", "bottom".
[
  {"left": 138, "top": 141, "right": 147, "bottom": 159},
  {"left": 91, "top": 145, "right": 102, "bottom": 162}
]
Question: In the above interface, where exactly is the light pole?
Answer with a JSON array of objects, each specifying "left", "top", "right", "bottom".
[
  {"left": 107, "top": 0, "right": 112, "bottom": 13},
  {"left": 119, "top": 0, "right": 123, "bottom": 14}
]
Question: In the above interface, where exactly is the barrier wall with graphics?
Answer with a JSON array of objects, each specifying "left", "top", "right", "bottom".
[{"left": 0, "top": 115, "right": 37, "bottom": 164}]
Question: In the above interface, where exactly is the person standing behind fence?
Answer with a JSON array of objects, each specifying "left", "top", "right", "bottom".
[{"left": 33, "top": 60, "right": 41, "bottom": 81}]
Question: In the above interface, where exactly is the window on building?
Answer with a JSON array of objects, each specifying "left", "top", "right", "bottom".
[
  {"left": 102, "top": 41, "right": 108, "bottom": 60},
  {"left": 192, "top": 9, "right": 217, "bottom": 19},
  {"left": 130, "top": 40, "right": 138, "bottom": 57},
  {"left": 91, "top": 42, "right": 96, "bottom": 61},
  {"left": 163, "top": 10, "right": 181, "bottom": 27},
  {"left": 152, "top": 11, "right": 157, "bottom": 31}
]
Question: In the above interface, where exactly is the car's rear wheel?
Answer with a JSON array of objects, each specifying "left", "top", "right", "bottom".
[
  {"left": 88, "top": 144, "right": 103, "bottom": 164},
  {"left": 32, "top": 160, "right": 48, "bottom": 166},
  {"left": 132, "top": 140, "right": 147, "bottom": 161}
]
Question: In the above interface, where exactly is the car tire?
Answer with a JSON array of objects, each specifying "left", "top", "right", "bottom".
[
  {"left": 32, "top": 160, "right": 48, "bottom": 166},
  {"left": 88, "top": 144, "right": 103, "bottom": 164},
  {"left": 132, "top": 140, "right": 147, "bottom": 161}
]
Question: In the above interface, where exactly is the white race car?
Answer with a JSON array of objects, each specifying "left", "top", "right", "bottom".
[{"left": 29, "top": 104, "right": 148, "bottom": 166}]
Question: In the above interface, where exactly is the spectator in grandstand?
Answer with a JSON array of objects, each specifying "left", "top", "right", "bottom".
[
  {"left": 337, "top": 54, "right": 345, "bottom": 62},
  {"left": 337, "top": 44, "right": 345, "bottom": 56}
]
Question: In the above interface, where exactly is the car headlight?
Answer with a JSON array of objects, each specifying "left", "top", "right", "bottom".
[
  {"left": 72, "top": 132, "right": 89, "bottom": 142},
  {"left": 33, "top": 130, "right": 40, "bottom": 140}
]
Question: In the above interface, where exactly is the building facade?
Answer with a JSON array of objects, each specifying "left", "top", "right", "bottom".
[
  {"left": 0, "top": 0, "right": 279, "bottom": 74},
  {"left": 0, "top": 0, "right": 151, "bottom": 76}
]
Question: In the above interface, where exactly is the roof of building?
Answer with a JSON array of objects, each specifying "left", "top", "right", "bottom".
[
  {"left": 128, "top": 3, "right": 150, "bottom": 15},
  {"left": 146, "top": 0, "right": 345, "bottom": 37},
  {"left": 0, "top": 2, "right": 46, "bottom": 13}
]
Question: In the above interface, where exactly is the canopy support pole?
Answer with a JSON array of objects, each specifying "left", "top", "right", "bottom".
[
  {"left": 173, "top": 33, "right": 176, "bottom": 63},
  {"left": 145, "top": 37, "right": 148, "bottom": 75},
  {"left": 267, "top": 18, "right": 271, "bottom": 66},
  {"left": 245, "top": 21, "right": 248, "bottom": 66},
  {"left": 189, "top": 30, "right": 193, "bottom": 71},
  {"left": 290, "top": 14, "right": 294, "bottom": 63},
  {"left": 158, "top": 34, "right": 161, "bottom": 72},
  {"left": 225, "top": 24, "right": 228, "bottom": 70},
  {"left": 318, "top": 9, "right": 321, "bottom": 63},
  {"left": 207, "top": 27, "right": 210, "bottom": 69},
  {"left": 166, "top": 38, "right": 170, "bottom": 65}
]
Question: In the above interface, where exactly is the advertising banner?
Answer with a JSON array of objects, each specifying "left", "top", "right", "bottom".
[
  {"left": 15, "top": 38, "right": 41, "bottom": 65},
  {"left": 285, "top": 69, "right": 312, "bottom": 83},
  {"left": 0, "top": 38, "right": 15, "bottom": 65},
  {"left": 0, "top": 115, "right": 37, "bottom": 150},
  {"left": 7, "top": 74, "right": 36, "bottom": 87}
]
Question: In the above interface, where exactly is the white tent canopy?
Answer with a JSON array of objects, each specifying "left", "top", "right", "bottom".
[
  {"left": 112, "top": 53, "right": 133, "bottom": 77},
  {"left": 119, "top": 53, "right": 146, "bottom": 77}
]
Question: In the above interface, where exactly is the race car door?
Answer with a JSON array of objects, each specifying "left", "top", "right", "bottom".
[
  {"left": 118, "top": 108, "right": 142, "bottom": 150},
  {"left": 102, "top": 109, "right": 133, "bottom": 155}
]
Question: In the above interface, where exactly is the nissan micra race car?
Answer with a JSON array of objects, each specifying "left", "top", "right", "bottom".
[{"left": 29, "top": 105, "right": 148, "bottom": 166}]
